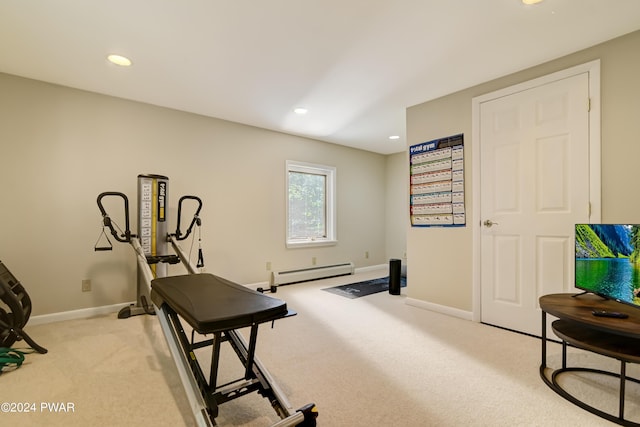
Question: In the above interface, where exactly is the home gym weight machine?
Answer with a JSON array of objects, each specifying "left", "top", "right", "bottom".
[
  {"left": 96, "top": 174, "right": 204, "bottom": 319},
  {"left": 96, "top": 174, "right": 317, "bottom": 427}
]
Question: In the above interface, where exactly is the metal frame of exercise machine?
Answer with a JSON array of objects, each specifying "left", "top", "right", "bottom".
[{"left": 96, "top": 174, "right": 317, "bottom": 427}]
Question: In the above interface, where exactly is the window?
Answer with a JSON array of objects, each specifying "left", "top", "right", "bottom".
[{"left": 286, "top": 160, "right": 336, "bottom": 248}]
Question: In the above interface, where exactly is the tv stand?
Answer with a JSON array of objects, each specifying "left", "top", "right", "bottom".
[
  {"left": 539, "top": 293, "right": 640, "bottom": 426},
  {"left": 570, "top": 290, "right": 607, "bottom": 300},
  {"left": 570, "top": 290, "right": 589, "bottom": 297}
]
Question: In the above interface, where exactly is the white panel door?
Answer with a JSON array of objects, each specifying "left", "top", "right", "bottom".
[{"left": 480, "top": 73, "right": 591, "bottom": 336}]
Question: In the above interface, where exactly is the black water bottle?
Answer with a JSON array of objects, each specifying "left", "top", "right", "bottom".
[{"left": 389, "top": 258, "right": 401, "bottom": 295}]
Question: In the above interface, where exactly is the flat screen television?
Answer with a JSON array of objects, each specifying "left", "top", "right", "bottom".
[{"left": 575, "top": 224, "right": 640, "bottom": 308}]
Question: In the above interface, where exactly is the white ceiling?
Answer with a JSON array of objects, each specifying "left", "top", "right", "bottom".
[{"left": 1, "top": 1, "right": 639, "bottom": 155}]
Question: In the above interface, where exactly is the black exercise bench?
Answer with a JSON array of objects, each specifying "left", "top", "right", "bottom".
[{"left": 150, "top": 273, "right": 317, "bottom": 426}]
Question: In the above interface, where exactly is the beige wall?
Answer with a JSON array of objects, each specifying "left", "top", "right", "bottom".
[
  {"left": 0, "top": 73, "right": 392, "bottom": 316},
  {"left": 406, "top": 30, "right": 640, "bottom": 312}
]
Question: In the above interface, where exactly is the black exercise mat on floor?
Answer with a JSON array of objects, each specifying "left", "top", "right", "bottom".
[{"left": 322, "top": 276, "right": 406, "bottom": 299}]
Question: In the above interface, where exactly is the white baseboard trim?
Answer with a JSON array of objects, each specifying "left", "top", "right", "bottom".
[
  {"left": 405, "top": 297, "right": 473, "bottom": 321},
  {"left": 30, "top": 302, "right": 133, "bottom": 326}
]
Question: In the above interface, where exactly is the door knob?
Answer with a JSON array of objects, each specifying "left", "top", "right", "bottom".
[{"left": 483, "top": 219, "right": 499, "bottom": 227}]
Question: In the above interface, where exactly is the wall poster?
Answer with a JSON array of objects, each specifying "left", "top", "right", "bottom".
[{"left": 409, "top": 133, "right": 465, "bottom": 227}]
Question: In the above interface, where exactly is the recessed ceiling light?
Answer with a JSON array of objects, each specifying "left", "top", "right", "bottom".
[
  {"left": 107, "top": 54, "right": 132, "bottom": 67},
  {"left": 522, "top": 0, "right": 543, "bottom": 4},
  {"left": 293, "top": 108, "right": 308, "bottom": 115},
  {"left": 389, "top": 135, "right": 400, "bottom": 140}
]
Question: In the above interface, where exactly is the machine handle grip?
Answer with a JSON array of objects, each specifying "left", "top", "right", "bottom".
[
  {"left": 96, "top": 192, "right": 131, "bottom": 243},
  {"left": 174, "top": 195, "right": 203, "bottom": 241}
]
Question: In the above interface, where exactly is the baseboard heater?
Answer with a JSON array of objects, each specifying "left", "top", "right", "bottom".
[{"left": 271, "top": 262, "right": 354, "bottom": 286}]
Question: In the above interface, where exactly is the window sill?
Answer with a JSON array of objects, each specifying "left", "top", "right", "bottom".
[{"left": 286, "top": 239, "right": 337, "bottom": 249}]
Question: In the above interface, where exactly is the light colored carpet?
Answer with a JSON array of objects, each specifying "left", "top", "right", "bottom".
[{"left": 3, "top": 269, "right": 638, "bottom": 426}]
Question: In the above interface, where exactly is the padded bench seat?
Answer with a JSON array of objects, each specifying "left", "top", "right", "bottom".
[{"left": 150, "top": 273, "right": 289, "bottom": 334}]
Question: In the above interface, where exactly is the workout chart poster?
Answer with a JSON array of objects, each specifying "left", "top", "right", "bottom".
[{"left": 409, "top": 133, "right": 465, "bottom": 227}]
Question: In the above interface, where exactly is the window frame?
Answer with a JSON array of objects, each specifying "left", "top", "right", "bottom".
[{"left": 285, "top": 160, "right": 337, "bottom": 248}]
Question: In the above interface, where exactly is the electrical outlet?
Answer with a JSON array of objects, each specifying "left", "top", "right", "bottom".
[
  {"left": 82, "top": 279, "right": 91, "bottom": 292},
  {"left": 266, "top": 261, "right": 272, "bottom": 271},
  {"left": 365, "top": 251, "right": 369, "bottom": 259},
  {"left": 312, "top": 257, "right": 317, "bottom": 265}
]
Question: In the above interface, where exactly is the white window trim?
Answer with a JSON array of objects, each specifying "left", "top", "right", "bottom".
[{"left": 286, "top": 160, "right": 337, "bottom": 249}]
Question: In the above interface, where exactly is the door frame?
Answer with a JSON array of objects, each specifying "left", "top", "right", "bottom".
[{"left": 471, "top": 60, "right": 602, "bottom": 323}]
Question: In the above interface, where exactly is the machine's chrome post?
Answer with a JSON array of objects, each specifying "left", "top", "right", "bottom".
[
  {"left": 270, "top": 412, "right": 305, "bottom": 427},
  {"left": 156, "top": 304, "right": 213, "bottom": 427}
]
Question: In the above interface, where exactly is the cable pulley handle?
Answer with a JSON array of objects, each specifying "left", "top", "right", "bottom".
[
  {"left": 94, "top": 227, "right": 113, "bottom": 251},
  {"left": 174, "top": 195, "right": 203, "bottom": 241},
  {"left": 96, "top": 192, "right": 131, "bottom": 243}
]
